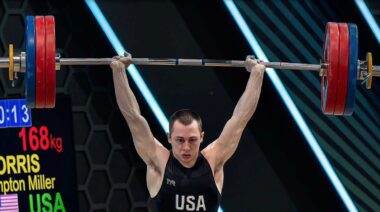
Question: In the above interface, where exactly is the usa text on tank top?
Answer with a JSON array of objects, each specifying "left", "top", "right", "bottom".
[{"left": 152, "top": 151, "right": 221, "bottom": 212}]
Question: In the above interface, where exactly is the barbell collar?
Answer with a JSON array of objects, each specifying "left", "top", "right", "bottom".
[
  {"left": 13, "top": 55, "right": 20, "bottom": 74},
  {"left": 373, "top": 66, "right": 380, "bottom": 77}
]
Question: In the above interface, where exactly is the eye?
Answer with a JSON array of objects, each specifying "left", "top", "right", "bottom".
[{"left": 176, "top": 139, "right": 184, "bottom": 144}]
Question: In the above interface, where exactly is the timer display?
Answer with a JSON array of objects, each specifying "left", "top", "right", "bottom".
[{"left": 0, "top": 99, "right": 32, "bottom": 128}]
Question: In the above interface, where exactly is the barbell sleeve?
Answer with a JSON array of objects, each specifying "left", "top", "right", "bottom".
[{"left": 0, "top": 58, "right": 9, "bottom": 68}]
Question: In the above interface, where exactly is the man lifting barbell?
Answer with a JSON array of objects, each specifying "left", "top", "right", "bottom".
[
  {"left": 110, "top": 53, "right": 265, "bottom": 212},
  {"left": 0, "top": 14, "right": 379, "bottom": 212}
]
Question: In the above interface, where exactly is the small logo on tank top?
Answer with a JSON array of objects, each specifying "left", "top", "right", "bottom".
[{"left": 166, "top": 178, "right": 176, "bottom": 187}]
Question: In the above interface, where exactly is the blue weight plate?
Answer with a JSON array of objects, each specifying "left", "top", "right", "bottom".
[
  {"left": 25, "top": 16, "right": 36, "bottom": 108},
  {"left": 344, "top": 23, "right": 358, "bottom": 115}
]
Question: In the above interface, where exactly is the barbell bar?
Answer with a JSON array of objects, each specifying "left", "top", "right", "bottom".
[
  {"left": 1, "top": 16, "right": 379, "bottom": 115},
  {"left": 2, "top": 55, "right": 380, "bottom": 82},
  {"left": 1, "top": 56, "right": 380, "bottom": 73}
]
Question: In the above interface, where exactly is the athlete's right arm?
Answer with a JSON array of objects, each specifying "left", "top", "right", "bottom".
[{"left": 110, "top": 55, "right": 169, "bottom": 168}]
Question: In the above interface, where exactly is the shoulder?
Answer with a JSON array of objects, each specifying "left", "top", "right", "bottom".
[{"left": 201, "top": 143, "right": 220, "bottom": 174}]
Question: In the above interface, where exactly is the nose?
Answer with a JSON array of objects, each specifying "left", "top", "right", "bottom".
[{"left": 182, "top": 141, "right": 191, "bottom": 151}]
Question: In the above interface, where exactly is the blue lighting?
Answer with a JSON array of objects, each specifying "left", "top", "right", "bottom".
[
  {"left": 223, "top": 1, "right": 357, "bottom": 211},
  {"left": 355, "top": 0, "right": 380, "bottom": 44},
  {"left": 85, "top": 0, "right": 169, "bottom": 133}
]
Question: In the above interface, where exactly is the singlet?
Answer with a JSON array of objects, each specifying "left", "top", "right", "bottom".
[{"left": 151, "top": 152, "right": 221, "bottom": 212}]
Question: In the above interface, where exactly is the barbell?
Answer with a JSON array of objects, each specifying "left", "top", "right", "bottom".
[{"left": 1, "top": 16, "right": 380, "bottom": 115}]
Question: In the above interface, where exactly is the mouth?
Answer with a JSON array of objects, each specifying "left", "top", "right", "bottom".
[{"left": 182, "top": 154, "right": 191, "bottom": 160}]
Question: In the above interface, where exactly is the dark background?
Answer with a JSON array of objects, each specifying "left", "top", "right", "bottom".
[{"left": 0, "top": 0, "right": 379, "bottom": 211}]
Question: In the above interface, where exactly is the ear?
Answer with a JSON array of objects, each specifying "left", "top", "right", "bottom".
[
  {"left": 167, "top": 133, "right": 172, "bottom": 144},
  {"left": 200, "top": 131, "right": 205, "bottom": 143}
]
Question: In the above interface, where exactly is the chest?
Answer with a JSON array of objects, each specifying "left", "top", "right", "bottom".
[
  {"left": 163, "top": 172, "right": 215, "bottom": 194},
  {"left": 160, "top": 174, "right": 217, "bottom": 211}
]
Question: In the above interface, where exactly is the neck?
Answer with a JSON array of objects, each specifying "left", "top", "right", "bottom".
[{"left": 173, "top": 151, "right": 199, "bottom": 168}]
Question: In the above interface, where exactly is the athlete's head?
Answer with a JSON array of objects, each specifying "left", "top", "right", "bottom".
[{"left": 168, "top": 109, "right": 204, "bottom": 167}]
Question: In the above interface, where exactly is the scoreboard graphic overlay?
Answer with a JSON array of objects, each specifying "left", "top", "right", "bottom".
[{"left": 0, "top": 95, "right": 78, "bottom": 211}]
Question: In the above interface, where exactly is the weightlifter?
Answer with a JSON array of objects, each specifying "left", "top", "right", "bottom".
[{"left": 110, "top": 53, "right": 265, "bottom": 212}]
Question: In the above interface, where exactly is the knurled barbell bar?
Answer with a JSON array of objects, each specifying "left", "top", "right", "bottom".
[{"left": 1, "top": 16, "right": 379, "bottom": 115}]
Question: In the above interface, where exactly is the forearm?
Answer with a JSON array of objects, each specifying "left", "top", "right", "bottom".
[
  {"left": 112, "top": 66, "right": 141, "bottom": 121},
  {"left": 232, "top": 69, "right": 264, "bottom": 123}
]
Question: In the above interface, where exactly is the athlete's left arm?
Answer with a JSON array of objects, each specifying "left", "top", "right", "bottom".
[{"left": 203, "top": 58, "right": 265, "bottom": 169}]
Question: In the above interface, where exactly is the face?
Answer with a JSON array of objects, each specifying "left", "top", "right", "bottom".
[{"left": 169, "top": 120, "right": 204, "bottom": 168}]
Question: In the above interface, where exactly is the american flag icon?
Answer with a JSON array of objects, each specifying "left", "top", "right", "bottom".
[{"left": 0, "top": 193, "right": 19, "bottom": 212}]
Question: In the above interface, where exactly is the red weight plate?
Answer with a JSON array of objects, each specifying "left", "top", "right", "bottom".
[
  {"left": 35, "top": 16, "right": 46, "bottom": 108},
  {"left": 45, "top": 16, "right": 56, "bottom": 108},
  {"left": 321, "top": 22, "right": 339, "bottom": 115},
  {"left": 334, "top": 23, "right": 349, "bottom": 115}
]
